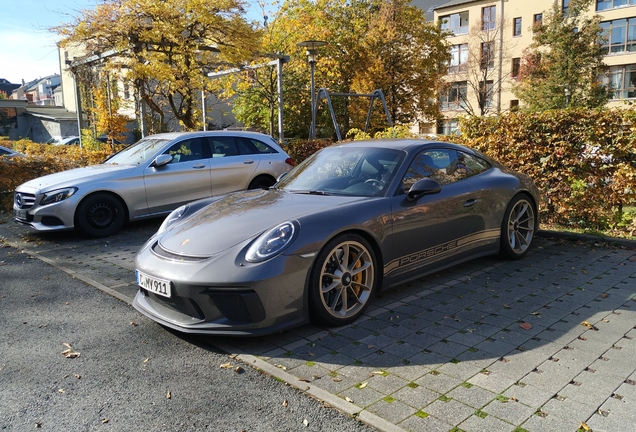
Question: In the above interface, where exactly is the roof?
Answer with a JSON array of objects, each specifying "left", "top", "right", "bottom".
[
  {"left": 411, "top": 0, "right": 450, "bottom": 20},
  {"left": 0, "top": 79, "right": 20, "bottom": 96},
  {"left": 25, "top": 106, "right": 78, "bottom": 121},
  {"left": 433, "top": 0, "right": 476, "bottom": 10}
]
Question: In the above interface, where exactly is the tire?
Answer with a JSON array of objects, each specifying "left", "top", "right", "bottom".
[
  {"left": 500, "top": 194, "right": 536, "bottom": 259},
  {"left": 248, "top": 175, "right": 275, "bottom": 190},
  {"left": 75, "top": 193, "right": 126, "bottom": 238},
  {"left": 308, "top": 234, "right": 378, "bottom": 327}
]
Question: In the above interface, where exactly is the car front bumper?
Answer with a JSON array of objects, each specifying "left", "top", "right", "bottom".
[
  {"left": 13, "top": 187, "right": 79, "bottom": 232},
  {"left": 132, "top": 237, "right": 314, "bottom": 336}
]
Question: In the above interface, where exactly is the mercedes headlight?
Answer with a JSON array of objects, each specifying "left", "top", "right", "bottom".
[
  {"left": 246, "top": 221, "right": 298, "bottom": 263},
  {"left": 40, "top": 187, "right": 78, "bottom": 206}
]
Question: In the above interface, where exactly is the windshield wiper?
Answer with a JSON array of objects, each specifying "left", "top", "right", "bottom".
[{"left": 288, "top": 190, "right": 330, "bottom": 195}]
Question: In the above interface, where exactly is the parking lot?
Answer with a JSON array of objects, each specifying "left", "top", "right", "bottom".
[{"left": 1, "top": 216, "right": 636, "bottom": 432}]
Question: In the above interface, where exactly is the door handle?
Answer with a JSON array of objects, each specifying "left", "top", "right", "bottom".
[
  {"left": 192, "top": 164, "right": 206, "bottom": 169},
  {"left": 243, "top": 160, "right": 255, "bottom": 164},
  {"left": 463, "top": 199, "right": 477, "bottom": 207}
]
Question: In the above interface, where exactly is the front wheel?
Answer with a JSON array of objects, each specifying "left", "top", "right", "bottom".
[
  {"left": 75, "top": 193, "right": 126, "bottom": 238},
  {"left": 500, "top": 194, "right": 536, "bottom": 259},
  {"left": 308, "top": 234, "right": 378, "bottom": 327},
  {"left": 248, "top": 175, "right": 275, "bottom": 190}
]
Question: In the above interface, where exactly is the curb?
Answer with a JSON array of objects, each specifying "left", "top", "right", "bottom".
[{"left": 537, "top": 229, "right": 636, "bottom": 249}]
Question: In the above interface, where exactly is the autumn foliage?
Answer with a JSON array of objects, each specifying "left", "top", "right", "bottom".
[{"left": 455, "top": 109, "right": 636, "bottom": 234}]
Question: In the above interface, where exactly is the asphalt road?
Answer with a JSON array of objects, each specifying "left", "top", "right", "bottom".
[{"left": 0, "top": 244, "right": 376, "bottom": 432}]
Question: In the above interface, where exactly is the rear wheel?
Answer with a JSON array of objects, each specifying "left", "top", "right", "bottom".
[
  {"left": 248, "top": 175, "right": 275, "bottom": 190},
  {"left": 500, "top": 194, "right": 536, "bottom": 259},
  {"left": 75, "top": 193, "right": 126, "bottom": 238},
  {"left": 308, "top": 234, "right": 378, "bottom": 327}
]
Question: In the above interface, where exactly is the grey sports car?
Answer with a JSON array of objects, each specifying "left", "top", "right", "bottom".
[{"left": 133, "top": 139, "right": 539, "bottom": 335}]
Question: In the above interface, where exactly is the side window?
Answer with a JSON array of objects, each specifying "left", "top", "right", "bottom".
[
  {"left": 163, "top": 138, "right": 205, "bottom": 164},
  {"left": 460, "top": 151, "right": 491, "bottom": 176},
  {"left": 211, "top": 137, "right": 239, "bottom": 157},
  {"left": 249, "top": 138, "right": 278, "bottom": 154},
  {"left": 403, "top": 149, "right": 476, "bottom": 191}
]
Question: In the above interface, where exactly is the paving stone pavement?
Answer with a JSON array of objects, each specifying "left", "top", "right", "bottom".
[{"left": 1, "top": 215, "right": 636, "bottom": 432}]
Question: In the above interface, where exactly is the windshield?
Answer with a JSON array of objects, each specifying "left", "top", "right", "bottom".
[
  {"left": 278, "top": 146, "right": 404, "bottom": 197},
  {"left": 105, "top": 137, "right": 172, "bottom": 165}
]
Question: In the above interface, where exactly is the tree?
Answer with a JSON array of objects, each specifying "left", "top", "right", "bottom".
[
  {"left": 513, "top": 0, "right": 610, "bottom": 110},
  {"left": 448, "top": 18, "right": 513, "bottom": 117},
  {"left": 216, "top": 0, "right": 449, "bottom": 139},
  {"left": 0, "top": 90, "right": 7, "bottom": 99},
  {"left": 55, "top": 0, "right": 258, "bottom": 131}
]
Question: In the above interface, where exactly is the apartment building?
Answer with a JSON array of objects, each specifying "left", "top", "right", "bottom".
[{"left": 419, "top": 0, "right": 636, "bottom": 135}]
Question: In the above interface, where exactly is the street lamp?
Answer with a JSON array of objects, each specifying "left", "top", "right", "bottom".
[
  {"left": 564, "top": 88, "right": 571, "bottom": 108},
  {"left": 296, "top": 40, "right": 327, "bottom": 140}
]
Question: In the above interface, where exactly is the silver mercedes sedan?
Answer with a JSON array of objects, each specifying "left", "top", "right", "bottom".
[{"left": 13, "top": 131, "right": 294, "bottom": 237}]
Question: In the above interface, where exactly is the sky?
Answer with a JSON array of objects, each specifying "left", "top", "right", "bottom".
[
  {"left": 0, "top": 0, "right": 264, "bottom": 85},
  {"left": 0, "top": 0, "right": 101, "bottom": 84}
]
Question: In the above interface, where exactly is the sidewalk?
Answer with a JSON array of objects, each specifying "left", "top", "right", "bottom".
[{"left": 1, "top": 215, "right": 635, "bottom": 432}]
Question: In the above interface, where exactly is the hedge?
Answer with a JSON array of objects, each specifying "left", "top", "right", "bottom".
[{"left": 454, "top": 108, "right": 636, "bottom": 234}]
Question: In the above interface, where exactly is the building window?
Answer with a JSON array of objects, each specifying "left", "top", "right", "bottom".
[
  {"left": 440, "top": 11, "right": 469, "bottom": 35},
  {"left": 482, "top": 6, "right": 496, "bottom": 31},
  {"left": 597, "top": 0, "right": 636, "bottom": 11},
  {"left": 513, "top": 17, "right": 522, "bottom": 36},
  {"left": 449, "top": 44, "right": 469, "bottom": 73},
  {"left": 439, "top": 81, "right": 467, "bottom": 110},
  {"left": 481, "top": 42, "right": 495, "bottom": 70},
  {"left": 437, "top": 119, "right": 460, "bottom": 135},
  {"left": 563, "top": 0, "right": 570, "bottom": 14},
  {"left": 479, "top": 80, "right": 494, "bottom": 108},
  {"left": 600, "top": 18, "right": 636, "bottom": 54},
  {"left": 510, "top": 100, "right": 520, "bottom": 111},
  {"left": 601, "top": 64, "right": 636, "bottom": 99},
  {"left": 124, "top": 83, "right": 130, "bottom": 100},
  {"left": 512, "top": 57, "right": 521, "bottom": 78},
  {"left": 533, "top": 13, "right": 543, "bottom": 32}
]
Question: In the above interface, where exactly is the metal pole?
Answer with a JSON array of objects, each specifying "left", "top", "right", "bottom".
[
  {"left": 310, "top": 60, "right": 316, "bottom": 140},
  {"left": 73, "top": 71, "right": 83, "bottom": 148},
  {"left": 277, "top": 57, "right": 284, "bottom": 143},
  {"left": 201, "top": 89, "right": 206, "bottom": 131}
]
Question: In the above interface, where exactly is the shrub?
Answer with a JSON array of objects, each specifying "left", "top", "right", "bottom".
[{"left": 456, "top": 108, "right": 636, "bottom": 232}]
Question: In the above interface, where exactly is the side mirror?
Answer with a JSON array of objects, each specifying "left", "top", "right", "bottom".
[
  {"left": 406, "top": 178, "right": 441, "bottom": 202},
  {"left": 152, "top": 154, "right": 173, "bottom": 167},
  {"left": 277, "top": 172, "right": 289, "bottom": 182}
]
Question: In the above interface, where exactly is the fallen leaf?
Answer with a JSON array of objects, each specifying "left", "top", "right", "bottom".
[
  {"left": 359, "top": 382, "right": 368, "bottom": 389},
  {"left": 581, "top": 321, "right": 599, "bottom": 331},
  {"left": 130, "top": 321, "right": 138, "bottom": 326},
  {"left": 367, "top": 345, "right": 374, "bottom": 349},
  {"left": 510, "top": 396, "right": 518, "bottom": 402},
  {"left": 282, "top": 399, "right": 288, "bottom": 407},
  {"left": 143, "top": 358, "right": 149, "bottom": 363},
  {"left": 332, "top": 378, "right": 342, "bottom": 382},
  {"left": 299, "top": 378, "right": 310, "bottom": 382},
  {"left": 166, "top": 391, "right": 171, "bottom": 399},
  {"left": 74, "top": 374, "right": 81, "bottom": 379},
  {"left": 503, "top": 304, "right": 511, "bottom": 309},
  {"left": 35, "top": 422, "right": 41, "bottom": 428},
  {"left": 102, "top": 419, "right": 109, "bottom": 424},
  {"left": 579, "top": 421, "right": 590, "bottom": 431},
  {"left": 58, "top": 389, "right": 65, "bottom": 393},
  {"left": 371, "top": 371, "right": 385, "bottom": 375},
  {"left": 601, "top": 293, "right": 609, "bottom": 299},
  {"left": 61, "top": 343, "right": 80, "bottom": 359},
  {"left": 308, "top": 352, "right": 315, "bottom": 357},
  {"left": 345, "top": 396, "right": 354, "bottom": 403},
  {"left": 582, "top": 270, "right": 588, "bottom": 274},
  {"left": 520, "top": 322, "right": 532, "bottom": 330},
  {"left": 234, "top": 366, "right": 244, "bottom": 373},
  {"left": 303, "top": 419, "right": 309, "bottom": 427},
  {"left": 276, "top": 364, "right": 287, "bottom": 370},
  {"left": 220, "top": 363, "right": 233, "bottom": 369}
]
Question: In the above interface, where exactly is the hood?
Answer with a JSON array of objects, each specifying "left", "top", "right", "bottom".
[
  {"left": 158, "top": 189, "right": 363, "bottom": 256},
  {"left": 18, "top": 164, "right": 137, "bottom": 192}
]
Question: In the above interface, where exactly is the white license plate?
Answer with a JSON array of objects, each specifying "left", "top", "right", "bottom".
[
  {"left": 15, "top": 209, "right": 27, "bottom": 220},
  {"left": 136, "top": 270, "right": 172, "bottom": 298}
]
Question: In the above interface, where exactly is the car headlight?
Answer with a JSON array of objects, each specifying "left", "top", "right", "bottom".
[
  {"left": 246, "top": 221, "right": 298, "bottom": 263},
  {"left": 40, "top": 187, "right": 78, "bottom": 206},
  {"left": 157, "top": 204, "right": 188, "bottom": 235}
]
